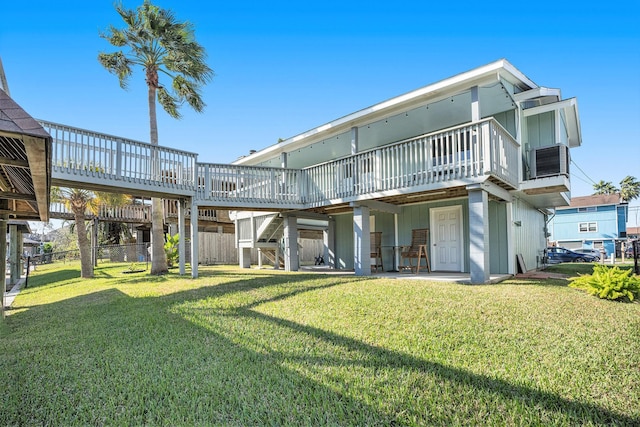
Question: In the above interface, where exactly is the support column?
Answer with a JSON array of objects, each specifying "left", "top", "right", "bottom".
[
  {"left": 190, "top": 198, "right": 199, "bottom": 278},
  {"left": 239, "top": 247, "right": 251, "bottom": 269},
  {"left": 283, "top": 215, "right": 299, "bottom": 271},
  {"left": 0, "top": 200, "right": 7, "bottom": 317},
  {"left": 8, "top": 224, "right": 19, "bottom": 285},
  {"left": 469, "top": 188, "right": 490, "bottom": 284},
  {"left": 394, "top": 213, "right": 400, "bottom": 272},
  {"left": 274, "top": 245, "right": 280, "bottom": 270},
  {"left": 178, "top": 199, "right": 186, "bottom": 275},
  {"left": 257, "top": 249, "right": 263, "bottom": 269},
  {"left": 353, "top": 205, "right": 371, "bottom": 276},
  {"left": 324, "top": 218, "right": 336, "bottom": 269},
  {"left": 91, "top": 217, "right": 98, "bottom": 267}
]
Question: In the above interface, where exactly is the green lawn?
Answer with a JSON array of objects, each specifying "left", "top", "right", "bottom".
[{"left": 2, "top": 262, "right": 639, "bottom": 426}]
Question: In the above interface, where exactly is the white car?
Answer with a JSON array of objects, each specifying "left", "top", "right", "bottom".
[{"left": 573, "top": 248, "right": 603, "bottom": 261}]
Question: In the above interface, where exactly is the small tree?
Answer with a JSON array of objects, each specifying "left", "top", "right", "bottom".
[
  {"left": 164, "top": 233, "right": 180, "bottom": 267},
  {"left": 52, "top": 187, "right": 98, "bottom": 278}
]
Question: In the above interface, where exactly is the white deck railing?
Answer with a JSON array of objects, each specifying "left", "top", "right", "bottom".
[
  {"left": 41, "top": 118, "right": 518, "bottom": 209},
  {"left": 41, "top": 120, "right": 198, "bottom": 193},
  {"left": 163, "top": 199, "right": 219, "bottom": 221},
  {"left": 49, "top": 201, "right": 151, "bottom": 222},
  {"left": 304, "top": 119, "right": 519, "bottom": 204},
  {"left": 195, "top": 163, "right": 304, "bottom": 205}
]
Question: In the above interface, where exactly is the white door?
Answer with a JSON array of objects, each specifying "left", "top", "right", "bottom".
[{"left": 430, "top": 206, "right": 463, "bottom": 271}]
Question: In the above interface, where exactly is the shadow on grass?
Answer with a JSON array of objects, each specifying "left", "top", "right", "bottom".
[
  {"left": 4, "top": 269, "right": 637, "bottom": 425},
  {"left": 23, "top": 269, "right": 79, "bottom": 289}
]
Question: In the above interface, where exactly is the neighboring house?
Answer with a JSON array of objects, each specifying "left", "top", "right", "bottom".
[
  {"left": 231, "top": 59, "right": 583, "bottom": 282},
  {"left": 548, "top": 194, "right": 628, "bottom": 257}
]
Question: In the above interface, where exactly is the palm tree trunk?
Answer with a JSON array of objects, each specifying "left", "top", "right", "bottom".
[
  {"left": 74, "top": 210, "right": 93, "bottom": 278},
  {"left": 148, "top": 75, "right": 168, "bottom": 274}
]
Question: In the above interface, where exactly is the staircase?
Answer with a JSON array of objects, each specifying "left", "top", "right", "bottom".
[
  {"left": 256, "top": 214, "right": 284, "bottom": 246},
  {"left": 261, "top": 245, "right": 285, "bottom": 268}
]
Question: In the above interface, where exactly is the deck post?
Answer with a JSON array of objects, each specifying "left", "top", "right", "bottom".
[
  {"left": 468, "top": 188, "right": 490, "bottom": 284},
  {"left": 8, "top": 223, "right": 20, "bottom": 285},
  {"left": 353, "top": 204, "right": 371, "bottom": 276},
  {"left": 0, "top": 201, "right": 6, "bottom": 317},
  {"left": 178, "top": 199, "right": 186, "bottom": 275},
  {"left": 283, "top": 215, "right": 299, "bottom": 271},
  {"left": 190, "top": 197, "right": 199, "bottom": 278}
]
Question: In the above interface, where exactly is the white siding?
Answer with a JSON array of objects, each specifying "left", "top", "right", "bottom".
[{"left": 512, "top": 198, "right": 547, "bottom": 271}]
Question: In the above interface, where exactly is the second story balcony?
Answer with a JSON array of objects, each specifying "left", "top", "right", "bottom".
[{"left": 196, "top": 118, "right": 520, "bottom": 209}]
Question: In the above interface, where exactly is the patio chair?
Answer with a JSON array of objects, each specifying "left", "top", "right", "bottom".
[
  {"left": 400, "top": 228, "right": 431, "bottom": 274},
  {"left": 370, "top": 232, "right": 383, "bottom": 272}
]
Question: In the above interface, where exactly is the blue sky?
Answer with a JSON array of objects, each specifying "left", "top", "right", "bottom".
[{"left": 2, "top": 1, "right": 640, "bottom": 224}]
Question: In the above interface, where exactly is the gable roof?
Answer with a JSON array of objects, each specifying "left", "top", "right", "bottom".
[{"left": 560, "top": 194, "right": 624, "bottom": 209}]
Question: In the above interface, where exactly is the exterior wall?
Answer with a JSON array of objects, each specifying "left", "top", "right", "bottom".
[
  {"left": 491, "top": 110, "right": 517, "bottom": 137},
  {"left": 255, "top": 90, "right": 517, "bottom": 171},
  {"left": 551, "top": 205, "right": 619, "bottom": 242},
  {"left": 331, "top": 198, "right": 514, "bottom": 274},
  {"left": 334, "top": 213, "right": 355, "bottom": 270},
  {"left": 488, "top": 201, "right": 509, "bottom": 274},
  {"left": 526, "top": 111, "right": 555, "bottom": 151},
  {"left": 512, "top": 197, "right": 547, "bottom": 271}
]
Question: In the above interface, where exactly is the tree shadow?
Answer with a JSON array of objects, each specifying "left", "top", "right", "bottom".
[{"left": 4, "top": 269, "right": 638, "bottom": 425}]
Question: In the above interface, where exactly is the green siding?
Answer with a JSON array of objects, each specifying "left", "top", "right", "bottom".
[
  {"left": 526, "top": 111, "right": 556, "bottom": 151},
  {"left": 335, "top": 213, "right": 354, "bottom": 270},
  {"left": 488, "top": 201, "right": 509, "bottom": 274},
  {"left": 332, "top": 199, "right": 510, "bottom": 274},
  {"left": 491, "top": 111, "right": 517, "bottom": 137}
]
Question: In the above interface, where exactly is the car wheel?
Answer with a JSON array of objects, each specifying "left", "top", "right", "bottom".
[{"left": 575, "top": 257, "right": 586, "bottom": 262}]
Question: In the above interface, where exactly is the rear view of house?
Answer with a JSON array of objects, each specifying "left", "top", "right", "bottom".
[{"left": 231, "top": 59, "right": 582, "bottom": 283}]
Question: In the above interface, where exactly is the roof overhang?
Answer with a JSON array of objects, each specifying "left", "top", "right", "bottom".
[
  {"left": 522, "top": 98, "right": 582, "bottom": 148},
  {"left": 0, "top": 89, "right": 52, "bottom": 221}
]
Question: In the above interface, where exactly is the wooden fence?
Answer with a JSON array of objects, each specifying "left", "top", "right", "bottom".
[{"left": 197, "top": 232, "right": 323, "bottom": 266}]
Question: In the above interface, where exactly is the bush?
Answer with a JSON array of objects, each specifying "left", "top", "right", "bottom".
[
  {"left": 164, "top": 233, "right": 179, "bottom": 267},
  {"left": 569, "top": 264, "right": 640, "bottom": 302}
]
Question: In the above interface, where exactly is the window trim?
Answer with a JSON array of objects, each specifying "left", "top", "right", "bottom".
[{"left": 578, "top": 222, "right": 597, "bottom": 233}]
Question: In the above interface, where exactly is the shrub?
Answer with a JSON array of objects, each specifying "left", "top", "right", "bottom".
[
  {"left": 164, "top": 233, "right": 180, "bottom": 267},
  {"left": 569, "top": 264, "right": 640, "bottom": 302}
]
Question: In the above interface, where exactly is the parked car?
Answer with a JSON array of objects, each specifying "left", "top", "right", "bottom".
[
  {"left": 545, "top": 247, "right": 599, "bottom": 264},
  {"left": 626, "top": 243, "right": 637, "bottom": 258},
  {"left": 573, "top": 248, "right": 603, "bottom": 261}
]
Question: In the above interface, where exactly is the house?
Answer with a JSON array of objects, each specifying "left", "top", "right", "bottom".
[
  {"left": 548, "top": 194, "right": 628, "bottom": 257},
  {"left": 230, "top": 59, "right": 582, "bottom": 283}
]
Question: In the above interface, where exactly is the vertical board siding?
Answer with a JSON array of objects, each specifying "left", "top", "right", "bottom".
[{"left": 512, "top": 198, "right": 547, "bottom": 271}]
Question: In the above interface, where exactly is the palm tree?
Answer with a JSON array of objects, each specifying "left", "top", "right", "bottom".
[
  {"left": 98, "top": 1, "right": 213, "bottom": 274},
  {"left": 592, "top": 180, "right": 618, "bottom": 195},
  {"left": 619, "top": 175, "right": 640, "bottom": 202},
  {"left": 52, "top": 187, "right": 98, "bottom": 278}
]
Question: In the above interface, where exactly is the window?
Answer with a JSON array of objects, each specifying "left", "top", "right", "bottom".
[
  {"left": 579, "top": 222, "right": 597, "bottom": 233},
  {"left": 577, "top": 207, "right": 597, "bottom": 213}
]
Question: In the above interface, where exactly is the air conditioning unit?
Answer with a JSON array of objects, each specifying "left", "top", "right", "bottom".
[{"left": 530, "top": 144, "right": 570, "bottom": 178}]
